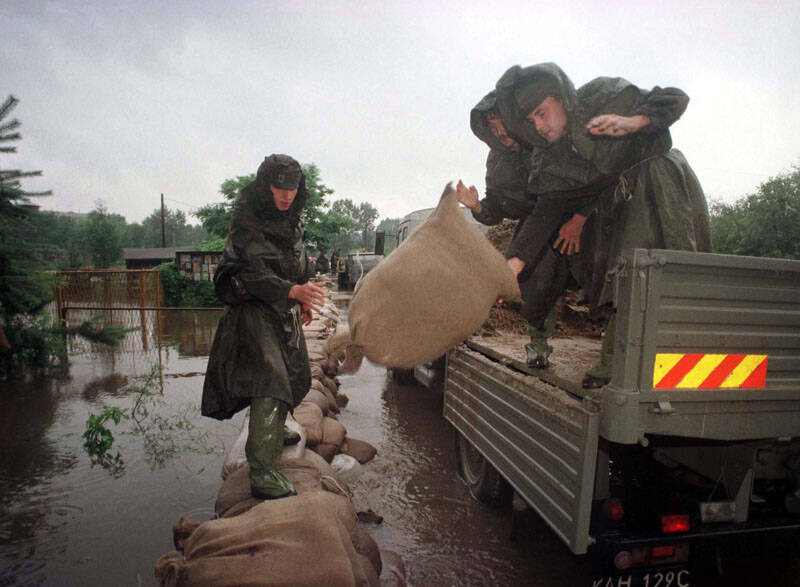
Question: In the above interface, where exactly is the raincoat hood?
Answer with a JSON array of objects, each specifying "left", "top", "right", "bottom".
[
  {"left": 495, "top": 62, "right": 580, "bottom": 147},
  {"left": 254, "top": 154, "right": 309, "bottom": 221},
  {"left": 470, "top": 90, "right": 516, "bottom": 152}
]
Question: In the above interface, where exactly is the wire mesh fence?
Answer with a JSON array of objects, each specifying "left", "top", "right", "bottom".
[{"left": 47, "top": 269, "right": 222, "bottom": 378}]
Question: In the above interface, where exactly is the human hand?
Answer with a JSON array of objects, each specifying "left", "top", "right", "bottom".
[
  {"left": 586, "top": 114, "right": 650, "bottom": 136},
  {"left": 456, "top": 180, "right": 481, "bottom": 213},
  {"left": 553, "top": 214, "right": 587, "bottom": 255},
  {"left": 301, "top": 306, "right": 313, "bottom": 326},
  {"left": 288, "top": 281, "right": 325, "bottom": 316},
  {"left": 507, "top": 257, "right": 526, "bottom": 278}
]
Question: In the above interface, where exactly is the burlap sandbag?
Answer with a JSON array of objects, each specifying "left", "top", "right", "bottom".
[
  {"left": 312, "top": 442, "right": 339, "bottom": 463},
  {"left": 378, "top": 549, "right": 407, "bottom": 587},
  {"left": 293, "top": 401, "right": 324, "bottom": 445},
  {"left": 156, "top": 493, "right": 371, "bottom": 587},
  {"left": 304, "top": 388, "right": 331, "bottom": 416},
  {"left": 346, "top": 183, "right": 521, "bottom": 368},
  {"left": 322, "top": 416, "right": 347, "bottom": 447},
  {"left": 342, "top": 436, "right": 378, "bottom": 464}
]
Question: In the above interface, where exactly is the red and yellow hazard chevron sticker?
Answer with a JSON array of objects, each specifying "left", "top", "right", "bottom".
[{"left": 653, "top": 353, "right": 768, "bottom": 389}]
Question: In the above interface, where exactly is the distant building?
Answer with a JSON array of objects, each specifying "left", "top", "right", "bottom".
[
  {"left": 123, "top": 247, "right": 195, "bottom": 270},
  {"left": 174, "top": 250, "right": 224, "bottom": 282}
]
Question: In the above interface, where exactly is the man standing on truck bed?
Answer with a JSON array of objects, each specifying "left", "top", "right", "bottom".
[
  {"left": 201, "top": 153, "right": 325, "bottom": 499},
  {"left": 457, "top": 89, "right": 568, "bottom": 369},
  {"left": 466, "top": 62, "right": 711, "bottom": 387}
]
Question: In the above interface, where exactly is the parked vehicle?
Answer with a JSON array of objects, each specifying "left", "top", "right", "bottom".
[
  {"left": 337, "top": 252, "right": 383, "bottom": 289},
  {"left": 443, "top": 248, "right": 800, "bottom": 584},
  {"left": 395, "top": 205, "right": 489, "bottom": 250}
]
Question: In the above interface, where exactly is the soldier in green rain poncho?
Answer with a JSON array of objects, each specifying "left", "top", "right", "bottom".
[
  {"left": 494, "top": 63, "right": 711, "bottom": 386},
  {"left": 457, "top": 90, "right": 568, "bottom": 368},
  {"left": 202, "top": 154, "right": 325, "bottom": 499}
]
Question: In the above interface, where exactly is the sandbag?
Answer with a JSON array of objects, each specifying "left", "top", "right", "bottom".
[
  {"left": 312, "top": 442, "right": 339, "bottom": 463},
  {"left": 293, "top": 401, "right": 324, "bottom": 445},
  {"left": 331, "top": 453, "right": 363, "bottom": 484},
  {"left": 352, "top": 528, "right": 382, "bottom": 577},
  {"left": 378, "top": 549, "right": 407, "bottom": 587},
  {"left": 156, "top": 493, "right": 371, "bottom": 587},
  {"left": 346, "top": 183, "right": 521, "bottom": 368},
  {"left": 310, "top": 363, "right": 325, "bottom": 379},
  {"left": 342, "top": 436, "right": 378, "bottom": 464},
  {"left": 322, "top": 416, "right": 347, "bottom": 447},
  {"left": 304, "top": 388, "right": 331, "bottom": 416}
]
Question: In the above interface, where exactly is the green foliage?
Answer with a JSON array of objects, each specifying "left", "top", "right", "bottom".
[
  {"left": 82, "top": 365, "right": 218, "bottom": 476},
  {"left": 156, "top": 262, "right": 220, "bottom": 307},
  {"left": 710, "top": 165, "right": 800, "bottom": 259},
  {"left": 83, "top": 200, "right": 125, "bottom": 268},
  {"left": 83, "top": 406, "right": 125, "bottom": 455},
  {"left": 376, "top": 216, "right": 400, "bottom": 255},
  {"left": 137, "top": 206, "right": 209, "bottom": 248},
  {"left": 328, "top": 199, "right": 380, "bottom": 252},
  {"left": 195, "top": 174, "right": 254, "bottom": 239}
]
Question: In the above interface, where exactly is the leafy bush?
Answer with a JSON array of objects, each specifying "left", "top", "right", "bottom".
[{"left": 156, "top": 262, "right": 220, "bottom": 307}]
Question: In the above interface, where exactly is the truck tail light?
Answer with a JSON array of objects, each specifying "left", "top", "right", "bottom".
[
  {"left": 603, "top": 498, "right": 625, "bottom": 521},
  {"left": 651, "top": 545, "right": 675, "bottom": 558},
  {"left": 661, "top": 514, "right": 690, "bottom": 534}
]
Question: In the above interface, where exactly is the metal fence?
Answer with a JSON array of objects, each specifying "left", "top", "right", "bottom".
[{"left": 51, "top": 269, "right": 164, "bottom": 320}]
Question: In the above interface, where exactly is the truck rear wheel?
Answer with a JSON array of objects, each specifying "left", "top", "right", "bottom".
[{"left": 455, "top": 430, "right": 513, "bottom": 508}]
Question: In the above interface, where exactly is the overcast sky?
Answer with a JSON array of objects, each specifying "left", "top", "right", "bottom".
[{"left": 3, "top": 0, "right": 799, "bottom": 225}]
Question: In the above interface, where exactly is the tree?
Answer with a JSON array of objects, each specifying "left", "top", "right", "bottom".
[
  {"left": 139, "top": 206, "right": 207, "bottom": 248},
  {"left": 0, "top": 96, "right": 124, "bottom": 377},
  {"left": 710, "top": 164, "right": 800, "bottom": 259},
  {"left": 82, "top": 200, "right": 125, "bottom": 268},
  {"left": 376, "top": 216, "right": 401, "bottom": 255},
  {"left": 329, "top": 199, "right": 379, "bottom": 252}
]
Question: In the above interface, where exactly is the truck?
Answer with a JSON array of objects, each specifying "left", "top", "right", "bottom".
[{"left": 443, "top": 248, "right": 800, "bottom": 585}]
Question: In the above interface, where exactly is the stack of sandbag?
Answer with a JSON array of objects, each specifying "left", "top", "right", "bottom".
[
  {"left": 155, "top": 492, "right": 380, "bottom": 586},
  {"left": 342, "top": 182, "right": 521, "bottom": 370}
]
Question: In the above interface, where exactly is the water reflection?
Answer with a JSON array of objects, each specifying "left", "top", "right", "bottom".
[{"left": 0, "top": 308, "right": 239, "bottom": 586}]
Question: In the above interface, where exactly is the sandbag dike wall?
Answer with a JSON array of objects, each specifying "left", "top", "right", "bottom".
[{"left": 155, "top": 280, "right": 406, "bottom": 587}]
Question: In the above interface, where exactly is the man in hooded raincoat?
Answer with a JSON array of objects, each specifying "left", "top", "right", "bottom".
[
  {"left": 202, "top": 153, "right": 325, "bottom": 499},
  {"left": 457, "top": 89, "right": 569, "bottom": 367},
  {"left": 495, "top": 63, "right": 711, "bottom": 386}
]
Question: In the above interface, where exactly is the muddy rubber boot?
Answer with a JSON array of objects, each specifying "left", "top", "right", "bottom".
[
  {"left": 246, "top": 397, "right": 295, "bottom": 499},
  {"left": 583, "top": 313, "right": 615, "bottom": 388},
  {"left": 525, "top": 307, "right": 556, "bottom": 369}
]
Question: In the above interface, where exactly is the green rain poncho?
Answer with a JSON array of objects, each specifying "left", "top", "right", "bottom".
[
  {"left": 201, "top": 155, "right": 313, "bottom": 420},
  {"left": 469, "top": 90, "right": 533, "bottom": 225},
  {"left": 495, "top": 62, "right": 711, "bottom": 307}
]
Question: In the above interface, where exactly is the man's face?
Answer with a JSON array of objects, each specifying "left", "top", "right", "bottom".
[
  {"left": 271, "top": 185, "right": 298, "bottom": 211},
  {"left": 486, "top": 112, "right": 519, "bottom": 150},
  {"left": 526, "top": 96, "right": 568, "bottom": 143}
]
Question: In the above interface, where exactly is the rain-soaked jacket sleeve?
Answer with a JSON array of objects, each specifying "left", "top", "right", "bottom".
[
  {"left": 632, "top": 86, "right": 689, "bottom": 131},
  {"left": 471, "top": 192, "right": 506, "bottom": 226}
]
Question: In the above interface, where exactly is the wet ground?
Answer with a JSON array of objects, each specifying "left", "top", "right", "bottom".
[{"left": 1, "top": 296, "right": 798, "bottom": 586}]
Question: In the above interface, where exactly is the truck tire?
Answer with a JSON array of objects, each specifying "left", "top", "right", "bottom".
[
  {"left": 454, "top": 430, "right": 513, "bottom": 508},
  {"left": 390, "top": 368, "right": 416, "bottom": 385}
]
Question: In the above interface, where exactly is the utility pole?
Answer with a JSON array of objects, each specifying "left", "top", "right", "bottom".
[{"left": 160, "top": 193, "right": 166, "bottom": 248}]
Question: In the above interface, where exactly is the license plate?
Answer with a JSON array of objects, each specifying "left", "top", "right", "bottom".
[{"left": 592, "top": 568, "right": 690, "bottom": 587}]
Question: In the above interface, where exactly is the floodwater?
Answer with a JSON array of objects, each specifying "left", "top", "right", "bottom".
[{"left": 1, "top": 296, "right": 797, "bottom": 586}]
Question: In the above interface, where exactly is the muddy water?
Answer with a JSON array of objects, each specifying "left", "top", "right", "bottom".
[
  {"left": 1, "top": 300, "right": 797, "bottom": 586},
  {"left": 331, "top": 292, "right": 587, "bottom": 586},
  {"left": 0, "top": 309, "right": 241, "bottom": 586}
]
